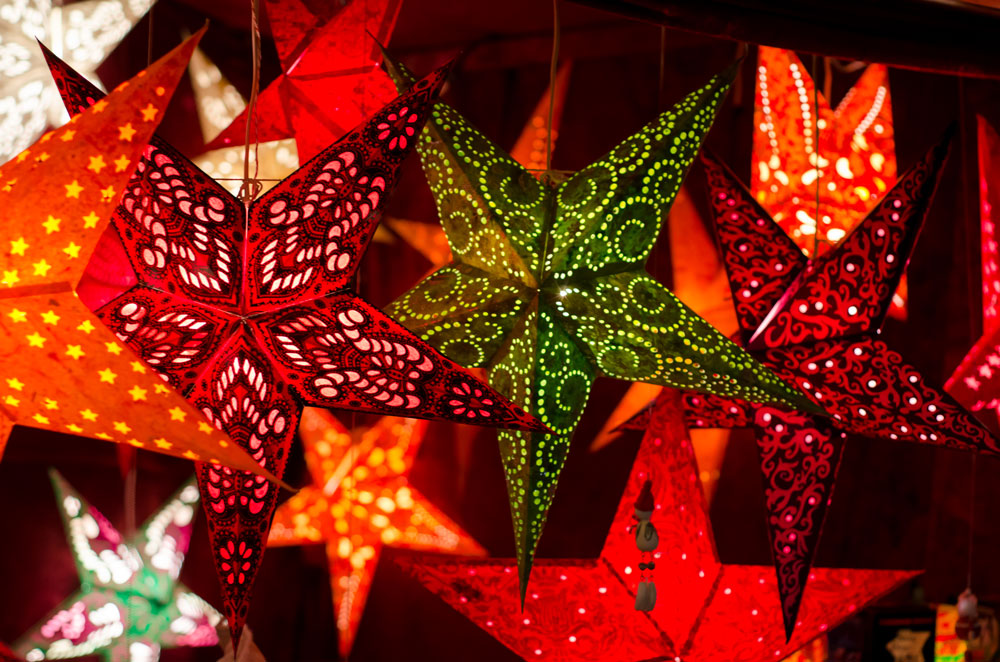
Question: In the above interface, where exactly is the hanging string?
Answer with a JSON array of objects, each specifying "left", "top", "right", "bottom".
[
  {"left": 240, "top": 0, "right": 264, "bottom": 204},
  {"left": 544, "top": 0, "right": 561, "bottom": 173},
  {"left": 656, "top": 26, "right": 666, "bottom": 113},
  {"left": 811, "top": 54, "right": 821, "bottom": 259},
  {"left": 957, "top": 77, "right": 978, "bottom": 591}
]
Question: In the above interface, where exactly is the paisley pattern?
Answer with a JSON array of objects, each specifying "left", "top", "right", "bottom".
[
  {"left": 46, "top": 53, "right": 543, "bottom": 646},
  {"left": 400, "top": 391, "right": 916, "bottom": 662},
  {"left": 691, "top": 130, "right": 999, "bottom": 639}
]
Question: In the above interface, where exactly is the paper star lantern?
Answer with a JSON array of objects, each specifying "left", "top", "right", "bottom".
[
  {"left": 207, "top": 0, "right": 402, "bottom": 162},
  {"left": 268, "top": 408, "right": 486, "bottom": 657},
  {"left": 47, "top": 53, "right": 544, "bottom": 647},
  {"left": 386, "top": 57, "right": 818, "bottom": 595},
  {"left": 753, "top": 47, "right": 903, "bottom": 316},
  {"left": 945, "top": 116, "right": 1000, "bottom": 424},
  {"left": 13, "top": 470, "right": 221, "bottom": 662},
  {"left": 680, "top": 137, "right": 999, "bottom": 638},
  {"left": 398, "top": 389, "right": 917, "bottom": 662},
  {"left": 187, "top": 48, "right": 299, "bottom": 197},
  {"left": 0, "top": 33, "right": 272, "bottom": 477},
  {"left": 0, "top": 0, "right": 155, "bottom": 164}
]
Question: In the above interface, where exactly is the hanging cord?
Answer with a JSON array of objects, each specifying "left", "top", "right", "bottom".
[
  {"left": 957, "top": 77, "right": 978, "bottom": 591},
  {"left": 239, "top": 0, "right": 263, "bottom": 204},
  {"left": 811, "top": 54, "right": 821, "bottom": 259},
  {"left": 544, "top": 0, "right": 561, "bottom": 173},
  {"left": 538, "top": 0, "right": 561, "bottom": 280}
]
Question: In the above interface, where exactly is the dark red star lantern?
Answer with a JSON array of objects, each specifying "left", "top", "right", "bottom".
[
  {"left": 207, "top": 0, "right": 402, "bottom": 162},
  {"left": 399, "top": 390, "right": 917, "bottom": 662},
  {"left": 946, "top": 116, "right": 1000, "bottom": 428},
  {"left": 45, "top": 53, "right": 545, "bottom": 647},
  {"left": 673, "top": 133, "right": 999, "bottom": 640}
]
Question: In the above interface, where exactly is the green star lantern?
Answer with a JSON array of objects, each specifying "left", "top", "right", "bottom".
[
  {"left": 14, "top": 471, "right": 221, "bottom": 662},
  {"left": 386, "top": 57, "right": 817, "bottom": 595}
]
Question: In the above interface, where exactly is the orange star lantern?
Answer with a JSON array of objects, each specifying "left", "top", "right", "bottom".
[
  {"left": 0, "top": 32, "right": 273, "bottom": 477},
  {"left": 752, "top": 47, "right": 902, "bottom": 315},
  {"left": 269, "top": 408, "right": 485, "bottom": 657}
]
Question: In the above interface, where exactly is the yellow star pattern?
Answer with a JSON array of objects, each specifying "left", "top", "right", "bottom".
[
  {"left": 63, "top": 242, "right": 82, "bottom": 259},
  {"left": 105, "top": 342, "right": 123, "bottom": 355},
  {"left": 168, "top": 407, "right": 187, "bottom": 421},
  {"left": 26, "top": 332, "right": 46, "bottom": 347},
  {"left": 88, "top": 155, "right": 106, "bottom": 173},
  {"left": 65, "top": 345, "right": 85, "bottom": 360},
  {"left": 128, "top": 385, "right": 147, "bottom": 401},
  {"left": 80, "top": 409, "right": 98, "bottom": 422},
  {"left": 64, "top": 180, "right": 83, "bottom": 198},
  {"left": 9, "top": 237, "right": 28, "bottom": 256},
  {"left": 6, "top": 378, "right": 24, "bottom": 391},
  {"left": 140, "top": 103, "right": 158, "bottom": 121},
  {"left": 76, "top": 320, "right": 95, "bottom": 333},
  {"left": 7, "top": 309, "right": 26, "bottom": 323},
  {"left": 113, "top": 155, "right": 130, "bottom": 172},
  {"left": 42, "top": 216, "right": 61, "bottom": 233},
  {"left": 2, "top": 270, "right": 20, "bottom": 286},
  {"left": 98, "top": 369, "right": 117, "bottom": 384},
  {"left": 41, "top": 310, "right": 60, "bottom": 325},
  {"left": 118, "top": 123, "right": 137, "bottom": 142},
  {"left": 82, "top": 212, "right": 100, "bottom": 229},
  {"left": 32, "top": 259, "right": 51, "bottom": 277}
]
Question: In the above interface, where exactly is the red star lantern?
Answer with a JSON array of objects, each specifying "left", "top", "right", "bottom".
[
  {"left": 399, "top": 390, "right": 917, "bottom": 662},
  {"left": 752, "top": 47, "right": 903, "bottom": 316},
  {"left": 679, "top": 135, "right": 998, "bottom": 639},
  {"left": 0, "top": 32, "right": 273, "bottom": 476},
  {"left": 207, "top": 0, "right": 402, "bottom": 162},
  {"left": 269, "top": 408, "right": 485, "bottom": 657},
  {"left": 946, "top": 116, "right": 1000, "bottom": 426},
  {"left": 46, "top": 52, "right": 544, "bottom": 648}
]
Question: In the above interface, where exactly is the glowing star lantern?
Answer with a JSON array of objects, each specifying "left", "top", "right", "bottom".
[
  {"left": 46, "top": 54, "right": 545, "bottom": 648},
  {"left": 752, "top": 47, "right": 903, "bottom": 317},
  {"left": 13, "top": 470, "right": 221, "bottom": 662},
  {"left": 945, "top": 117, "right": 1000, "bottom": 425},
  {"left": 187, "top": 48, "right": 299, "bottom": 197},
  {"left": 0, "top": 0, "right": 156, "bottom": 164},
  {"left": 207, "top": 0, "right": 403, "bottom": 163},
  {"left": 680, "top": 138, "right": 1000, "bottom": 640},
  {"left": 268, "top": 408, "right": 486, "bottom": 657},
  {"left": 0, "top": 34, "right": 271, "bottom": 476},
  {"left": 384, "top": 56, "right": 821, "bottom": 598},
  {"left": 398, "top": 390, "right": 917, "bottom": 662}
]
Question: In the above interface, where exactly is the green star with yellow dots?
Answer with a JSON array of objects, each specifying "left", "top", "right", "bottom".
[{"left": 385, "top": 57, "right": 817, "bottom": 597}]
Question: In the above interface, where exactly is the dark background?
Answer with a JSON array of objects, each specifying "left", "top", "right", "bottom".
[{"left": 2, "top": 0, "right": 1000, "bottom": 660}]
